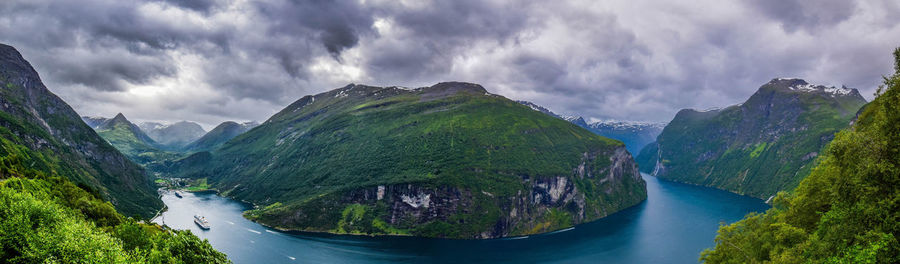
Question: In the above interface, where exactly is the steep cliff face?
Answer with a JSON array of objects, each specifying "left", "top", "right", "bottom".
[
  {"left": 636, "top": 78, "right": 867, "bottom": 199},
  {"left": 249, "top": 145, "right": 644, "bottom": 238},
  {"left": 179, "top": 82, "right": 646, "bottom": 238},
  {"left": 0, "top": 44, "right": 161, "bottom": 217}
]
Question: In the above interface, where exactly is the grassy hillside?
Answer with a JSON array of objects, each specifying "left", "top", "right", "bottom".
[
  {"left": 177, "top": 82, "right": 647, "bottom": 238},
  {"left": 700, "top": 47, "right": 900, "bottom": 264},
  {"left": 0, "top": 148, "right": 228, "bottom": 263},
  {"left": 637, "top": 78, "right": 867, "bottom": 199}
]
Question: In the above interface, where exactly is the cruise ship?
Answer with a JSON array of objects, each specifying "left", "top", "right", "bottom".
[{"left": 194, "top": 214, "right": 210, "bottom": 230}]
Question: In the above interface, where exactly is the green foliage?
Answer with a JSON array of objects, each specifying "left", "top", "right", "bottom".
[
  {"left": 184, "top": 177, "right": 210, "bottom": 191},
  {"left": 0, "top": 153, "right": 229, "bottom": 263},
  {"left": 701, "top": 49, "right": 900, "bottom": 263},
  {"left": 749, "top": 142, "right": 767, "bottom": 158}
]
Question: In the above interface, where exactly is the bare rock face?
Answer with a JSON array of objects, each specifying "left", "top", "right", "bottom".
[{"left": 261, "top": 145, "right": 646, "bottom": 239}]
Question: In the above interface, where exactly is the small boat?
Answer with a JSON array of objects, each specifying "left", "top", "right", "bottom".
[
  {"left": 174, "top": 191, "right": 183, "bottom": 198},
  {"left": 194, "top": 214, "right": 210, "bottom": 230}
]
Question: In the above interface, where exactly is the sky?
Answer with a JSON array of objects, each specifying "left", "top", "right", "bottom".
[{"left": 2, "top": 0, "right": 899, "bottom": 128}]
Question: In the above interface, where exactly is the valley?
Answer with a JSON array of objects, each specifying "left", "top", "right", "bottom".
[
  {"left": 636, "top": 78, "right": 867, "bottom": 199},
  {"left": 153, "top": 174, "right": 768, "bottom": 263},
  {"left": 1, "top": 0, "right": 898, "bottom": 260}
]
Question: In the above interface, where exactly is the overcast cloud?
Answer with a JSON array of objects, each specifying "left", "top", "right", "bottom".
[{"left": 1, "top": 0, "right": 898, "bottom": 127}]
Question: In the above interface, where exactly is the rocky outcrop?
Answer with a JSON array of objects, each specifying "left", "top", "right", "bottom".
[{"left": 259, "top": 145, "right": 646, "bottom": 239}]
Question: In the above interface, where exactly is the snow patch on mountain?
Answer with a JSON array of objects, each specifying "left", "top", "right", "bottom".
[{"left": 774, "top": 78, "right": 855, "bottom": 97}]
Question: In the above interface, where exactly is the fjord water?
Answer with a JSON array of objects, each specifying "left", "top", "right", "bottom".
[{"left": 152, "top": 174, "right": 767, "bottom": 263}]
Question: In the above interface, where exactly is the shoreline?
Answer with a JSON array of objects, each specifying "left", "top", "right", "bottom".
[{"left": 165, "top": 189, "right": 646, "bottom": 241}]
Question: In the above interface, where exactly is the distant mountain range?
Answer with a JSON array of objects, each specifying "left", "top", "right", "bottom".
[
  {"left": 86, "top": 113, "right": 183, "bottom": 169},
  {"left": 83, "top": 115, "right": 257, "bottom": 156},
  {"left": 139, "top": 121, "right": 206, "bottom": 150},
  {"left": 183, "top": 121, "right": 257, "bottom": 152},
  {"left": 636, "top": 78, "right": 867, "bottom": 199},
  {"left": 516, "top": 100, "right": 665, "bottom": 155},
  {"left": 172, "top": 82, "right": 647, "bottom": 239}
]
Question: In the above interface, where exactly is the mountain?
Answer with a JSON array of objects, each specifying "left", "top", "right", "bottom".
[
  {"left": 138, "top": 121, "right": 164, "bottom": 132},
  {"left": 702, "top": 49, "right": 900, "bottom": 263},
  {"left": 516, "top": 100, "right": 665, "bottom": 154},
  {"left": 637, "top": 78, "right": 867, "bottom": 199},
  {"left": 93, "top": 113, "right": 166, "bottom": 164},
  {"left": 81, "top": 116, "right": 108, "bottom": 128},
  {"left": 140, "top": 121, "right": 206, "bottom": 150},
  {"left": 583, "top": 121, "right": 665, "bottom": 155},
  {"left": 0, "top": 43, "right": 229, "bottom": 263},
  {"left": 183, "top": 121, "right": 257, "bottom": 152},
  {"left": 0, "top": 43, "right": 161, "bottom": 217},
  {"left": 175, "top": 82, "right": 647, "bottom": 239}
]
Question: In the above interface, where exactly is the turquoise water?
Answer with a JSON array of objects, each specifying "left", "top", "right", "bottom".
[{"left": 152, "top": 174, "right": 768, "bottom": 263}]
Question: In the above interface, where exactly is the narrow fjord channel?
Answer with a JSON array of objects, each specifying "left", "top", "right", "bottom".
[{"left": 152, "top": 174, "right": 768, "bottom": 263}]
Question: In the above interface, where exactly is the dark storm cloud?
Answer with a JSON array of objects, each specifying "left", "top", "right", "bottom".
[
  {"left": 0, "top": 0, "right": 898, "bottom": 126},
  {"left": 744, "top": 0, "right": 857, "bottom": 33},
  {"left": 255, "top": 0, "right": 375, "bottom": 57},
  {"left": 158, "top": 0, "right": 220, "bottom": 13},
  {"left": 359, "top": 0, "right": 537, "bottom": 82},
  {"left": 383, "top": 0, "right": 533, "bottom": 40}
]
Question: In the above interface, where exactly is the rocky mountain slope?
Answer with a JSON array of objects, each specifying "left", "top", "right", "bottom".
[
  {"left": 637, "top": 78, "right": 867, "bottom": 199},
  {"left": 702, "top": 49, "right": 900, "bottom": 263},
  {"left": 0, "top": 43, "right": 161, "bottom": 217},
  {"left": 140, "top": 121, "right": 206, "bottom": 150},
  {"left": 183, "top": 121, "right": 257, "bottom": 152},
  {"left": 175, "top": 82, "right": 647, "bottom": 239},
  {"left": 516, "top": 101, "right": 665, "bottom": 154}
]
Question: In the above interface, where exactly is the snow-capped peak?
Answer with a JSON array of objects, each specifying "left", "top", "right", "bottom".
[
  {"left": 788, "top": 82, "right": 853, "bottom": 96},
  {"left": 562, "top": 115, "right": 583, "bottom": 122},
  {"left": 773, "top": 78, "right": 855, "bottom": 97},
  {"left": 588, "top": 120, "right": 667, "bottom": 130}
]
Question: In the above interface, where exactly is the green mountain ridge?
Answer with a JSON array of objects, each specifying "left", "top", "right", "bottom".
[
  {"left": 0, "top": 43, "right": 161, "bottom": 218},
  {"left": 183, "top": 121, "right": 257, "bottom": 152},
  {"left": 636, "top": 78, "right": 867, "bottom": 199},
  {"left": 93, "top": 113, "right": 182, "bottom": 169},
  {"left": 174, "top": 82, "right": 647, "bottom": 239},
  {"left": 0, "top": 43, "right": 229, "bottom": 263}
]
